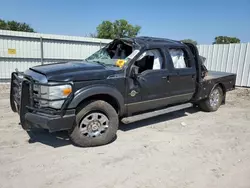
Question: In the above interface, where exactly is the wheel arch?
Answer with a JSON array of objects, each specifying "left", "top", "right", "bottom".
[
  {"left": 210, "top": 82, "right": 226, "bottom": 95},
  {"left": 217, "top": 83, "right": 226, "bottom": 95},
  {"left": 68, "top": 86, "right": 125, "bottom": 116},
  {"left": 210, "top": 82, "right": 226, "bottom": 104}
]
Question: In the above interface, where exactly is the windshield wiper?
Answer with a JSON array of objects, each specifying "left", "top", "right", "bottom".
[
  {"left": 86, "top": 60, "right": 118, "bottom": 67},
  {"left": 89, "top": 60, "right": 106, "bottom": 66}
]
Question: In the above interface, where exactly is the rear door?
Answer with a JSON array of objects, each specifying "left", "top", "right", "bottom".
[{"left": 164, "top": 47, "right": 196, "bottom": 103}]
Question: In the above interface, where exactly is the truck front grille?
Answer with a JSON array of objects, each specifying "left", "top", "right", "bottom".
[{"left": 33, "top": 85, "right": 40, "bottom": 108}]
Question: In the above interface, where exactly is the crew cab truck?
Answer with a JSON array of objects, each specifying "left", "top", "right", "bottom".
[{"left": 10, "top": 37, "right": 236, "bottom": 147}]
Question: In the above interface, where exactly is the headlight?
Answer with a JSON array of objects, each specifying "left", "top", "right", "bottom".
[{"left": 38, "top": 83, "right": 72, "bottom": 109}]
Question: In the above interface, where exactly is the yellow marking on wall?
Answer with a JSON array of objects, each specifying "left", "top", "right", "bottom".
[{"left": 8, "top": 49, "right": 16, "bottom": 55}]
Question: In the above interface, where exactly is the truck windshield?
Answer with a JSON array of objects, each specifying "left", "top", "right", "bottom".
[
  {"left": 85, "top": 48, "right": 118, "bottom": 66},
  {"left": 85, "top": 39, "right": 134, "bottom": 67}
]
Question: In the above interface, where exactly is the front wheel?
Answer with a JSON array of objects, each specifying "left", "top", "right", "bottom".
[
  {"left": 69, "top": 100, "right": 119, "bottom": 147},
  {"left": 199, "top": 86, "right": 223, "bottom": 112}
]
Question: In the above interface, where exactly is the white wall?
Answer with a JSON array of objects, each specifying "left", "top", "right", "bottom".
[
  {"left": 0, "top": 30, "right": 111, "bottom": 79},
  {"left": 1, "top": 30, "right": 250, "bottom": 87},
  {"left": 197, "top": 43, "right": 250, "bottom": 87}
]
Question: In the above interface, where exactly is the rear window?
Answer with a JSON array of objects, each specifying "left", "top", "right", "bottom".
[{"left": 168, "top": 48, "right": 191, "bottom": 69}]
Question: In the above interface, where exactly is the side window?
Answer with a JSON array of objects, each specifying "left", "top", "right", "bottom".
[
  {"left": 168, "top": 48, "right": 191, "bottom": 69},
  {"left": 134, "top": 49, "right": 163, "bottom": 73}
]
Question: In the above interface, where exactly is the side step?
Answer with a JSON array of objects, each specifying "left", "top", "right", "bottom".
[{"left": 122, "top": 103, "right": 193, "bottom": 124}]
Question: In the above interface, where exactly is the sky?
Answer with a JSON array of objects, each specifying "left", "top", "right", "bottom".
[{"left": 0, "top": 0, "right": 249, "bottom": 44}]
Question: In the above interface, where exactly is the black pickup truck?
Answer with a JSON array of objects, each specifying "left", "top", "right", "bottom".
[{"left": 10, "top": 37, "right": 236, "bottom": 147}]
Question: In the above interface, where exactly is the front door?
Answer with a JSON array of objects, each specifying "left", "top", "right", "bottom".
[{"left": 125, "top": 49, "right": 171, "bottom": 114}]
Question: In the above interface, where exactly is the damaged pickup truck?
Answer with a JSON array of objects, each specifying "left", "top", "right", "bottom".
[{"left": 10, "top": 37, "right": 236, "bottom": 147}]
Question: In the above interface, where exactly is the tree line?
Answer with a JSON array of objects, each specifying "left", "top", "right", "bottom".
[
  {"left": 0, "top": 18, "right": 241, "bottom": 45},
  {"left": 0, "top": 19, "right": 35, "bottom": 32}
]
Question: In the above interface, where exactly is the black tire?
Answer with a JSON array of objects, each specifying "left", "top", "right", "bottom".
[
  {"left": 199, "top": 86, "right": 223, "bottom": 112},
  {"left": 69, "top": 100, "right": 119, "bottom": 147}
]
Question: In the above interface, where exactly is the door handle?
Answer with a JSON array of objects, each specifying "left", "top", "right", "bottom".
[{"left": 162, "top": 76, "right": 170, "bottom": 82}]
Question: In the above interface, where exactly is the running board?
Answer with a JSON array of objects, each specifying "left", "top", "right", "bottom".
[{"left": 122, "top": 103, "right": 193, "bottom": 124}]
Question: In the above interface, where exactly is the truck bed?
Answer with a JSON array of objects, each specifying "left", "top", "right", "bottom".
[
  {"left": 204, "top": 71, "right": 236, "bottom": 81},
  {"left": 194, "top": 70, "right": 236, "bottom": 102}
]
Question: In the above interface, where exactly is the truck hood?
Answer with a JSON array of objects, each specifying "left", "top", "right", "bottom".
[{"left": 29, "top": 61, "right": 120, "bottom": 81}]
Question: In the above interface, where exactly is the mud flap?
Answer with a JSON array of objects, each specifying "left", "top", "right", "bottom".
[{"left": 221, "top": 93, "right": 226, "bottom": 105}]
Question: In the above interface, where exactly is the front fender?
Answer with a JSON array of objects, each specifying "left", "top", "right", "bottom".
[{"left": 68, "top": 85, "right": 125, "bottom": 115}]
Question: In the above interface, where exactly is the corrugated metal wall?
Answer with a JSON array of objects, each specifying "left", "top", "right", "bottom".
[
  {"left": 197, "top": 43, "right": 250, "bottom": 87},
  {"left": 1, "top": 30, "right": 250, "bottom": 87},
  {"left": 0, "top": 30, "right": 111, "bottom": 80}
]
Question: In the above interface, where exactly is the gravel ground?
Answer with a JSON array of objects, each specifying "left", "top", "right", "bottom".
[{"left": 0, "top": 85, "right": 250, "bottom": 188}]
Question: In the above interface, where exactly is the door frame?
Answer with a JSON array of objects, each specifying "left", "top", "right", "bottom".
[
  {"left": 163, "top": 46, "right": 197, "bottom": 101},
  {"left": 124, "top": 47, "right": 172, "bottom": 114}
]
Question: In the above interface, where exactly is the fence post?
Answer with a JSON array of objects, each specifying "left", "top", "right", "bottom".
[
  {"left": 100, "top": 41, "right": 102, "bottom": 49},
  {"left": 40, "top": 37, "right": 44, "bottom": 65}
]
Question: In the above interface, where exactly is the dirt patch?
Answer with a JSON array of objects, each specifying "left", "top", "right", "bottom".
[
  {"left": 0, "top": 83, "right": 10, "bottom": 93},
  {"left": 0, "top": 86, "right": 250, "bottom": 188},
  {"left": 231, "top": 87, "right": 250, "bottom": 99}
]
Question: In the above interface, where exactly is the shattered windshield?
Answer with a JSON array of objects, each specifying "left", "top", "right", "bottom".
[
  {"left": 86, "top": 48, "right": 110, "bottom": 61},
  {"left": 85, "top": 47, "right": 117, "bottom": 66},
  {"left": 85, "top": 39, "right": 135, "bottom": 67}
]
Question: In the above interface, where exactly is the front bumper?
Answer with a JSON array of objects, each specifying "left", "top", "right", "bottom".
[
  {"left": 25, "top": 109, "right": 75, "bottom": 132},
  {"left": 10, "top": 71, "right": 76, "bottom": 132}
]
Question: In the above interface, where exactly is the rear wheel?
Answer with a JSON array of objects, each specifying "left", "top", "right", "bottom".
[
  {"left": 199, "top": 86, "right": 223, "bottom": 112},
  {"left": 69, "top": 100, "right": 119, "bottom": 147}
]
